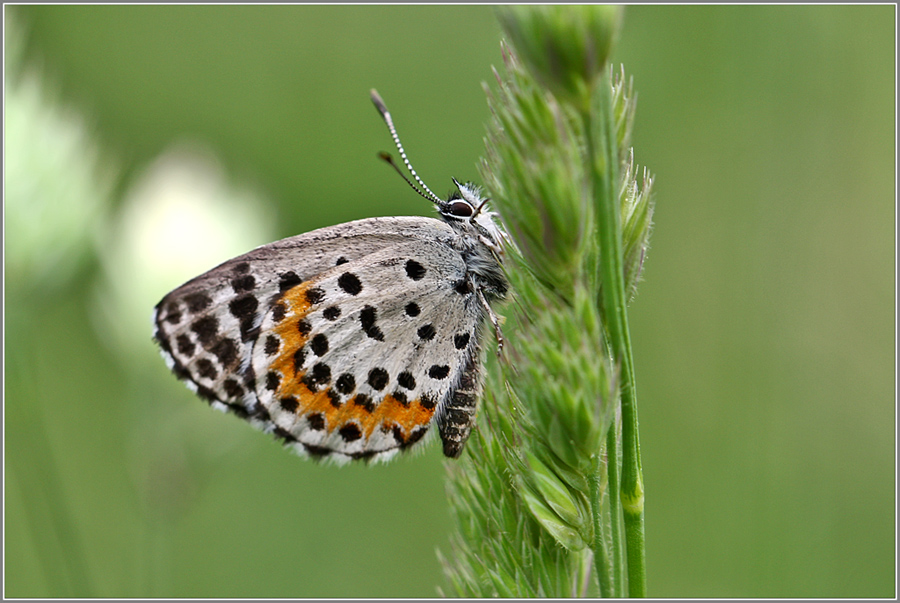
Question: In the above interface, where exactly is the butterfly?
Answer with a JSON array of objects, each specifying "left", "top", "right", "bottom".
[{"left": 153, "top": 90, "right": 508, "bottom": 464}]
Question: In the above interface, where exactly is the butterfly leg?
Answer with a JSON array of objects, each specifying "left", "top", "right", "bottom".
[{"left": 476, "top": 286, "right": 504, "bottom": 354}]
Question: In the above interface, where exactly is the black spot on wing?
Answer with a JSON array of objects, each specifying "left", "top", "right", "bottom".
[
  {"left": 184, "top": 292, "right": 212, "bottom": 313},
  {"left": 336, "top": 373, "right": 356, "bottom": 394},
  {"left": 196, "top": 358, "right": 218, "bottom": 380},
  {"left": 405, "top": 259, "right": 426, "bottom": 280},
  {"left": 231, "top": 274, "right": 256, "bottom": 293},
  {"left": 360, "top": 305, "right": 384, "bottom": 341},
  {"left": 397, "top": 371, "right": 416, "bottom": 390},
  {"left": 306, "top": 287, "right": 326, "bottom": 305},
  {"left": 428, "top": 365, "right": 450, "bottom": 380},
  {"left": 223, "top": 378, "right": 244, "bottom": 398},
  {"left": 339, "top": 423, "right": 362, "bottom": 442},
  {"left": 279, "top": 271, "right": 302, "bottom": 292},
  {"left": 266, "top": 371, "right": 280, "bottom": 391},
  {"left": 310, "top": 334, "right": 329, "bottom": 356},
  {"left": 229, "top": 295, "right": 258, "bottom": 320},
  {"left": 338, "top": 272, "right": 362, "bottom": 295},
  {"left": 191, "top": 316, "right": 218, "bottom": 346},
  {"left": 417, "top": 324, "right": 436, "bottom": 341},
  {"left": 367, "top": 368, "right": 388, "bottom": 390},
  {"left": 211, "top": 338, "right": 239, "bottom": 368},
  {"left": 307, "top": 413, "right": 325, "bottom": 430},
  {"left": 176, "top": 334, "right": 195, "bottom": 356},
  {"left": 353, "top": 393, "right": 375, "bottom": 413},
  {"left": 272, "top": 302, "right": 287, "bottom": 322},
  {"left": 163, "top": 304, "right": 182, "bottom": 324},
  {"left": 306, "top": 362, "right": 331, "bottom": 388},
  {"left": 454, "top": 332, "right": 471, "bottom": 350},
  {"left": 228, "top": 295, "right": 260, "bottom": 342},
  {"left": 421, "top": 393, "right": 437, "bottom": 410},
  {"left": 297, "top": 319, "right": 312, "bottom": 336}
]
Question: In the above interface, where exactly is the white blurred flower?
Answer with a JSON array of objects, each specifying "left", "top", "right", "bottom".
[
  {"left": 5, "top": 12, "right": 113, "bottom": 294},
  {"left": 93, "top": 142, "right": 276, "bottom": 364}
]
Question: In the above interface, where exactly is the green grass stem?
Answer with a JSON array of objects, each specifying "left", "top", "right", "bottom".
[
  {"left": 585, "top": 71, "right": 647, "bottom": 598},
  {"left": 590, "top": 454, "right": 613, "bottom": 598},
  {"left": 607, "top": 417, "right": 625, "bottom": 597}
]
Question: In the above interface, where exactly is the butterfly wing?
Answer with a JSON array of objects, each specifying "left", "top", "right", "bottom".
[
  {"left": 250, "top": 238, "right": 486, "bottom": 464},
  {"left": 153, "top": 216, "right": 485, "bottom": 462},
  {"left": 153, "top": 217, "right": 455, "bottom": 414}
]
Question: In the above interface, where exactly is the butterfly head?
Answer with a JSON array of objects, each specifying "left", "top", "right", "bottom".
[
  {"left": 370, "top": 90, "right": 507, "bottom": 252},
  {"left": 439, "top": 179, "right": 507, "bottom": 252}
]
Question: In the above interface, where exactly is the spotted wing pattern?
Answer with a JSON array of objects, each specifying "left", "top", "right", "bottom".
[
  {"left": 153, "top": 217, "right": 486, "bottom": 463},
  {"left": 250, "top": 240, "right": 485, "bottom": 464}
]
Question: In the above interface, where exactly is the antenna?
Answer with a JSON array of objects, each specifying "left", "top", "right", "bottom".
[
  {"left": 378, "top": 152, "right": 439, "bottom": 205},
  {"left": 471, "top": 197, "right": 491, "bottom": 219},
  {"left": 370, "top": 89, "right": 444, "bottom": 205}
]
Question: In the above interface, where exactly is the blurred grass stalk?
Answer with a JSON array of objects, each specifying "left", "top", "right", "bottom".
[
  {"left": 5, "top": 8, "right": 112, "bottom": 597},
  {"left": 441, "top": 6, "right": 653, "bottom": 597}
]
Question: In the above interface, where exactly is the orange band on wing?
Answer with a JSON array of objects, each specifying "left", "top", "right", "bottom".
[
  {"left": 277, "top": 380, "right": 435, "bottom": 441},
  {"left": 338, "top": 393, "right": 436, "bottom": 439},
  {"left": 270, "top": 283, "right": 314, "bottom": 371}
]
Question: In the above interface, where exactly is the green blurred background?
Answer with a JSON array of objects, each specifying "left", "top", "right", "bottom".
[{"left": 4, "top": 5, "right": 894, "bottom": 598}]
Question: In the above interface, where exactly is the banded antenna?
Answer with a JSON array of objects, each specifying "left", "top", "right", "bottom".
[{"left": 370, "top": 89, "right": 444, "bottom": 206}]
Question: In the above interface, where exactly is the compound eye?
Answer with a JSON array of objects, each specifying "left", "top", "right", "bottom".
[{"left": 448, "top": 201, "right": 473, "bottom": 217}]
